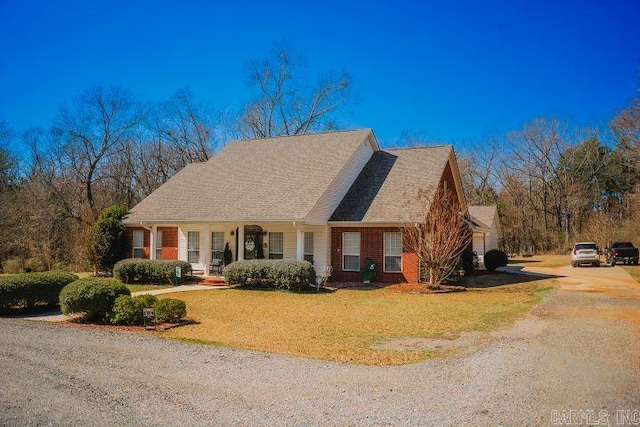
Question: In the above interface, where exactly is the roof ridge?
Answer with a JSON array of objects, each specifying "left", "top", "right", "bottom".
[
  {"left": 228, "top": 128, "right": 372, "bottom": 143},
  {"left": 384, "top": 144, "right": 452, "bottom": 151}
]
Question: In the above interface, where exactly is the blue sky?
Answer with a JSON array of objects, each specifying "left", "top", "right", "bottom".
[{"left": 1, "top": 0, "right": 639, "bottom": 149}]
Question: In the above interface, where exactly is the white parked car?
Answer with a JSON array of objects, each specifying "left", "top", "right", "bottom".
[{"left": 571, "top": 242, "right": 600, "bottom": 267}]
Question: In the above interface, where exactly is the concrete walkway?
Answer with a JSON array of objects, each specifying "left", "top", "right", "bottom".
[{"left": 131, "top": 283, "right": 231, "bottom": 296}]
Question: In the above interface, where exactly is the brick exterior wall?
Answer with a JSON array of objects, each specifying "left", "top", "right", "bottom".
[
  {"left": 158, "top": 227, "right": 178, "bottom": 260},
  {"left": 125, "top": 226, "right": 178, "bottom": 260},
  {"left": 330, "top": 227, "right": 419, "bottom": 284}
]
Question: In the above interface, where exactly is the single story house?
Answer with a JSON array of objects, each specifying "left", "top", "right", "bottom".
[
  {"left": 468, "top": 205, "right": 501, "bottom": 262},
  {"left": 123, "top": 129, "right": 468, "bottom": 283}
]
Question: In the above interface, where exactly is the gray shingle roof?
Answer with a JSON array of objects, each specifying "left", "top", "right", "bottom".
[
  {"left": 124, "top": 129, "right": 373, "bottom": 223},
  {"left": 468, "top": 205, "right": 497, "bottom": 229},
  {"left": 329, "top": 145, "right": 454, "bottom": 223}
]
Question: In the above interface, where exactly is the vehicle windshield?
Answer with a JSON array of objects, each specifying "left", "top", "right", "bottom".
[
  {"left": 612, "top": 242, "right": 633, "bottom": 248},
  {"left": 575, "top": 243, "right": 596, "bottom": 250}
]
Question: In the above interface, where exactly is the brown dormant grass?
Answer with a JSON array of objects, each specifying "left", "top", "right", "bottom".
[
  {"left": 621, "top": 265, "right": 640, "bottom": 284},
  {"left": 160, "top": 279, "right": 555, "bottom": 365}
]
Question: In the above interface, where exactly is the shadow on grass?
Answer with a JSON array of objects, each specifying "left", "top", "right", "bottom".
[
  {"left": 508, "top": 259, "right": 541, "bottom": 265},
  {"left": 463, "top": 269, "right": 560, "bottom": 288}
]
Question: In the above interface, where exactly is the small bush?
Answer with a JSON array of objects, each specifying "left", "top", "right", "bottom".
[
  {"left": 153, "top": 298, "right": 187, "bottom": 323},
  {"left": 484, "top": 249, "right": 508, "bottom": 272},
  {"left": 113, "top": 259, "right": 192, "bottom": 285},
  {"left": 459, "top": 249, "right": 479, "bottom": 276},
  {"left": 136, "top": 294, "right": 159, "bottom": 308},
  {"left": 23, "top": 256, "right": 49, "bottom": 273},
  {"left": 0, "top": 271, "right": 79, "bottom": 310},
  {"left": 223, "top": 259, "right": 316, "bottom": 291},
  {"left": 2, "top": 257, "right": 23, "bottom": 274},
  {"left": 110, "top": 294, "right": 158, "bottom": 325},
  {"left": 59, "top": 278, "right": 130, "bottom": 321}
]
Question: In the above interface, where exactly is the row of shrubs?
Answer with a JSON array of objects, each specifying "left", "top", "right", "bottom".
[
  {"left": 0, "top": 272, "right": 79, "bottom": 309},
  {"left": 458, "top": 249, "right": 508, "bottom": 276},
  {"left": 223, "top": 259, "right": 316, "bottom": 291},
  {"left": 59, "top": 278, "right": 186, "bottom": 325},
  {"left": 113, "top": 259, "right": 192, "bottom": 285},
  {"left": 0, "top": 271, "right": 187, "bottom": 325}
]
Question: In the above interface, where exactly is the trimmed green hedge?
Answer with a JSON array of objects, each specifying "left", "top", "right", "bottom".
[
  {"left": 484, "top": 249, "right": 508, "bottom": 272},
  {"left": 223, "top": 259, "right": 316, "bottom": 291},
  {"left": 113, "top": 259, "right": 192, "bottom": 285},
  {"left": 111, "top": 295, "right": 186, "bottom": 325},
  {"left": 0, "top": 271, "right": 79, "bottom": 310},
  {"left": 153, "top": 298, "right": 187, "bottom": 323},
  {"left": 59, "top": 278, "right": 130, "bottom": 321},
  {"left": 110, "top": 294, "right": 158, "bottom": 325}
]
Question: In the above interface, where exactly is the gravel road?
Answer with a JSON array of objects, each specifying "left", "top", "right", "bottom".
[{"left": 1, "top": 264, "right": 639, "bottom": 426}]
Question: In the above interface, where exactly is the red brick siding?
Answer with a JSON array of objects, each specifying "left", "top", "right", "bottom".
[
  {"left": 402, "top": 252, "right": 419, "bottom": 284},
  {"left": 330, "top": 227, "right": 419, "bottom": 284},
  {"left": 125, "top": 226, "right": 178, "bottom": 260},
  {"left": 158, "top": 227, "right": 178, "bottom": 260}
]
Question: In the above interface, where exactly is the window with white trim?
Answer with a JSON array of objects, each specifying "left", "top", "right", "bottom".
[
  {"left": 211, "top": 231, "right": 224, "bottom": 260},
  {"left": 269, "top": 232, "right": 283, "bottom": 259},
  {"left": 155, "top": 230, "right": 163, "bottom": 260},
  {"left": 384, "top": 232, "right": 402, "bottom": 273},
  {"left": 304, "top": 232, "right": 314, "bottom": 264},
  {"left": 342, "top": 232, "right": 360, "bottom": 271},
  {"left": 187, "top": 231, "right": 200, "bottom": 263},
  {"left": 133, "top": 230, "right": 144, "bottom": 258}
]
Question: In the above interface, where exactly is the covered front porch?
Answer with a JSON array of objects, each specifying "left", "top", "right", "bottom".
[{"left": 142, "top": 221, "right": 330, "bottom": 277}]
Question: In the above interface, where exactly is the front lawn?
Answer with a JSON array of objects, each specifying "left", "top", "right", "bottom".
[{"left": 161, "top": 279, "right": 555, "bottom": 365}]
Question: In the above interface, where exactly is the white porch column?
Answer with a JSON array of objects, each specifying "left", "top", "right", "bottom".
[
  {"left": 324, "top": 224, "right": 331, "bottom": 272},
  {"left": 203, "top": 226, "right": 211, "bottom": 276},
  {"left": 296, "top": 225, "right": 304, "bottom": 261},
  {"left": 483, "top": 233, "right": 487, "bottom": 255},
  {"left": 150, "top": 225, "right": 157, "bottom": 260},
  {"left": 237, "top": 226, "right": 244, "bottom": 261}
]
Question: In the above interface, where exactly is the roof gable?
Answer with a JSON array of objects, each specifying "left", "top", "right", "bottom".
[
  {"left": 125, "top": 129, "right": 375, "bottom": 223},
  {"left": 468, "top": 205, "right": 500, "bottom": 235},
  {"left": 330, "top": 145, "right": 455, "bottom": 223}
]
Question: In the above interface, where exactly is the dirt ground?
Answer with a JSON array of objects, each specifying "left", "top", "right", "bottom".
[{"left": 1, "top": 255, "right": 639, "bottom": 426}]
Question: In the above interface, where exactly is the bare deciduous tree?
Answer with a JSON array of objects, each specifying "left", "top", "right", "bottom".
[
  {"left": 500, "top": 118, "right": 575, "bottom": 251},
  {"left": 237, "top": 44, "right": 352, "bottom": 138},
  {"left": 582, "top": 211, "right": 617, "bottom": 250},
  {"left": 153, "top": 87, "right": 218, "bottom": 165},
  {"left": 611, "top": 96, "right": 640, "bottom": 152},
  {"left": 403, "top": 186, "right": 471, "bottom": 290},
  {"left": 458, "top": 137, "right": 502, "bottom": 205},
  {"left": 51, "top": 85, "right": 142, "bottom": 222}
]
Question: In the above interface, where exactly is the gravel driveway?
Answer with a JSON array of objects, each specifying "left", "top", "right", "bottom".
[{"left": 1, "top": 264, "right": 639, "bottom": 426}]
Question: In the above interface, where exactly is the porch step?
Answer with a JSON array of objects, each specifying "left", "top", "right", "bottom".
[{"left": 192, "top": 276, "right": 227, "bottom": 286}]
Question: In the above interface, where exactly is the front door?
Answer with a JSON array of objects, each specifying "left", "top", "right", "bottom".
[{"left": 244, "top": 225, "right": 264, "bottom": 260}]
